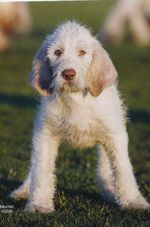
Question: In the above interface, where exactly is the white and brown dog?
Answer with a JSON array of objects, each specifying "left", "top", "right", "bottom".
[
  {"left": 0, "top": 2, "right": 31, "bottom": 52},
  {"left": 10, "top": 21, "right": 149, "bottom": 213},
  {"left": 102, "top": 0, "right": 150, "bottom": 46}
]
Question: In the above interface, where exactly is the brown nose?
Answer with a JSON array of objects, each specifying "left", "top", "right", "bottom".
[{"left": 62, "top": 69, "right": 76, "bottom": 81}]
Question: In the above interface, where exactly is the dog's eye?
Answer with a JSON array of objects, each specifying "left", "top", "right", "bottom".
[
  {"left": 79, "top": 49, "right": 86, "bottom": 56},
  {"left": 54, "top": 49, "right": 62, "bottom": 57}
]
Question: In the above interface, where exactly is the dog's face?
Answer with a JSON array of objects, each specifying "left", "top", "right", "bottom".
[
  {"left": 29, "top": 21, "right": 117, "bottom": 97},
  {"left": 47, "top": 28, "right": 93, "bottom": 93}
]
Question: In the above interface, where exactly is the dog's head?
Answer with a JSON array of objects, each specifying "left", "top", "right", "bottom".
[{"left": 29, "top": 21, "right": 117, "bottom": 97}]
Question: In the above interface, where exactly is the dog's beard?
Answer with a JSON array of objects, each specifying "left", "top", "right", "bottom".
[
  {"left": 57, "top": 83, "right": 88, "bottom": 97},
  {"left": 55, "top": 78, "right": 86, "bottom": 93},
  {"left": 52, "top": 72, "right": 88, "bottom": 94},
  {"left": 60, "top": 83, "right": 81, "bottom": 93}
]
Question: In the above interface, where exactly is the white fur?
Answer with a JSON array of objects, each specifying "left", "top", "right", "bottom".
[
  {"left": 102, "top": 0, "right": 150, "bottom": 46},
  {"left": 10, "top": 21, "right": 149, "bottom": 213}
]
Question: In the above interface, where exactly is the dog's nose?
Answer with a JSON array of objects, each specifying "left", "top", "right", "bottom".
[{"left": 62, "top": 69, "right": 76, "bottom": 81}]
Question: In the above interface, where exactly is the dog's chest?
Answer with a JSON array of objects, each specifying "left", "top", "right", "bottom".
[{"left": 50, "top": 101, "right": 104, "bottom": 148}]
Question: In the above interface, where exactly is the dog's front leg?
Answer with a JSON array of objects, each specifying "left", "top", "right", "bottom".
[
  {"left": 25, "top": 124, "right": 59, "bottom": 213},
  {"left": 104, "top": 131, "right": 150, "bottom": 209}
]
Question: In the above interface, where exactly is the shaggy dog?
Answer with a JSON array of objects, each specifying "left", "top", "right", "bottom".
[
  {"left": 10, "top": 21, "right": 149, "bottom": 213},
  {"left": 0, "top": 3, "right": 31, "bottom": 52},
  {"left": 102, "top": 0, "right": 150, "bottom": 46}
]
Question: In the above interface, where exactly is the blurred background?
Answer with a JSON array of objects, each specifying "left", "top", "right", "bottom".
[{"left": 0, "top": 1, "right": 150, "bottom": 226}]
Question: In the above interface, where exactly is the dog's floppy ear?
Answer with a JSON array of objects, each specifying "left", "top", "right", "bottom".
[
  {"left": 87, "top": 40, "right": 117, "bottom": 97},
  {"left": 29, "top": 40, "right": 53, "bottom": 96}
]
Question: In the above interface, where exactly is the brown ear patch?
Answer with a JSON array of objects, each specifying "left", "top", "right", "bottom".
[
  {"left": 86, "top": 54, "right": 103, "bottom": 97},
  {"left": 87, "top": 40, "right": 117, "bottom": 97}
]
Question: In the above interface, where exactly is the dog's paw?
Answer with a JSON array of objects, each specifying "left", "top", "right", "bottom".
[
  {"left": 9, "top": 188, "right": 28, "bottom": 200},
  {"left": 120, "top": 196, "right": 150, "bottom": 209},
  {"left": 24, "top": 202, "right": 55, "bottom": 213}
]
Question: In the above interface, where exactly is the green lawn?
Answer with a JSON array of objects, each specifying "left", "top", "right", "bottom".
[{"left": 0, "top": 1, "right": 150, "bottom": 226}]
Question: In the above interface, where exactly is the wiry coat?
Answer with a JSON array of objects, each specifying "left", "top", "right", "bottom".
[{"left": 10, "top": 21, "right": 149, "bottom": 213}]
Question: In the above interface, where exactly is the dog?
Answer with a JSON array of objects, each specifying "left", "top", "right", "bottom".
[
  {"left": 10, "top": 21, "right": 150, "bottom": 213},
  {"left": 102, "top": 0, "right": 150, "bottom": 46},
  {"left": 0, "top": 2, "right": 31, "bottom": 52}
]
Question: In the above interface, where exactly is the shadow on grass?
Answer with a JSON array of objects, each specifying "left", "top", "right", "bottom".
[
  {"left": 0, "top": 177, "right": 115, "bottom": 211},
  {"left": 0, "top": 178, "right": 26, "bottom": 210},
  {"left": 1, "top": 91, "right": 150, "bottom": 125},
  {"left": 1, "top": 92, "right": 150, "bottom": 124},
  {"left": 0, "top": 93, "right": 38, "bottom": 108},
  {"left": 58, "top": 187, "right": 103, "bottom": 203},
  {"left": 56, "top": 187, "right": 118, "bottom": 209},
  {"left": 129, "top": 109, "right": 150, "bottom": 124},
  {"left": 0, "top": 177, "right": 102, "bottom": 202}
]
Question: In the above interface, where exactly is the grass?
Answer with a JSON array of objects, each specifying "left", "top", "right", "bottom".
[{"left": 0, "top": 1, "right": 150, "bottom": 226}]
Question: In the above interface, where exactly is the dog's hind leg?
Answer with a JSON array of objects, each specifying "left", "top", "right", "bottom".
[
  {"left": 97, "top": 144, "right": 116, "bottom": 203},
  {"left": 10, "top": 171, "right": 31, "bottom": 200},
  {"left": 104, "top": 131, "right": 150, "bottom": 209}
]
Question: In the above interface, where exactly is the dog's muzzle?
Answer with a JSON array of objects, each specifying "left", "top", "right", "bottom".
[{"left": 62, "top": 68, "right": 76, "bottom": 81}]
